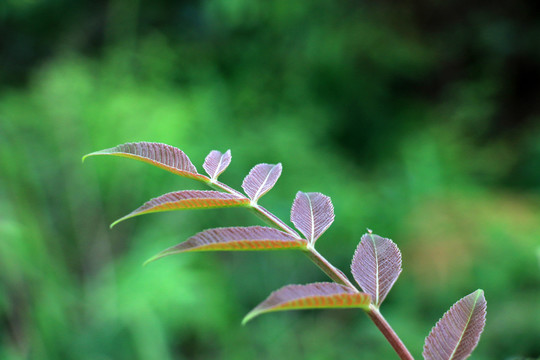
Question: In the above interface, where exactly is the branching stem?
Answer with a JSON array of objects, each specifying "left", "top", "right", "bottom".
[{"left": 211, "top": 178, "right": 414, "bottom": 360}]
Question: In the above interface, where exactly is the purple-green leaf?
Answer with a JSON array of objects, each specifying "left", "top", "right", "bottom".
[
  {"left": 423, "top": 290, "right": 487, "bottom": 360},
  {"left": 83, "top": 142, "right": 209, "bottom": 182},
  {"left": 111, "top": 190, "right": 250, "bottom": 227},
  {"left": 203, "top": 150, "right": 232, "bottom": 181},
  {"left": 145, "top": 226, "right": 308, "bottom": 264},
  {"left": 243, "top": 282, "right": 371, "bottom": 324},
  {"left": 351, "top": 232, "right": 402, "bottom": 307},
  {"left": 241, "top": 163, "right": 282, "bottom": 203},
  {"left": 290, "top": 192, "right": 334, "bottom": 245}
]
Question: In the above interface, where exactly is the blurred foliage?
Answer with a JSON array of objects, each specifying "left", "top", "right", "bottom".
[{"left": 1, "top": 0, "right": 539, "bottom": 359}]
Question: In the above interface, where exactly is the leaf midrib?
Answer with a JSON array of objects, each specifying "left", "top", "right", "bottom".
[
  {"left": 212, "top": 153, "right": 224, "bottom": 179},
  {"left": 369, "top": 233, "right": 380, "bottom": 306},
  {"left": 305, "top": 193, "right": 315, "bottom": 242},
  {"left": 448, "top": 290, "right": 482, "bottom": 360},
  {"left": 252, "top": 165, "right": 277, "bottom": 201}
]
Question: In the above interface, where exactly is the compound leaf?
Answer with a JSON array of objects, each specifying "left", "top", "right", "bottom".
[
  {"left": 423, "top": 290, "right": 487, "bottom": 360},
  {"left": 111, "top": 190, "right": 250, "bottom": 227},
  {"left": 243, "top": 282, "right": 371, "bottom": 324},
  {"left": 145, "top": 226, "right": 308, "bottom": 263},
  {"left": 203, "top": 150, "right": 232, "bottom": 181},
  {"left": 241, "top": 163, "right": 282, "bottom": 203},
  {"left": 290, "top": 192, "right": 334, "bottom": 245},
  {"left": 351, "top": 232, "right": 402, "bottom": 307},
  {"left": 83, "top": 142, "right": 209, "bottom": 182}
]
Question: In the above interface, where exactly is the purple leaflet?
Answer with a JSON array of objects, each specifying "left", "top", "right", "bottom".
[
  {"left": 203, "top": 150, "right": 232, "bottom": 181},
  {"left": 110, "top": 190, "right": 250, "bottom": 227},
  {"left": 241, "top": 163, "right": 282, "bottom": 203},
  {"left": 351, "top": 232, "right": 402, "bottom": 307},
  {"left": 242, "top": 282, "right": 371, "bottom": 324},
  {"left": 145, "top": 226, "right": 308, "bottom": 263},
  {"left": 83, "top": 142, "right": 209, "bottom": 182},
  {"left": 290, "top": 192, "right": 334, "bottom": 245},
  {"left": 423, "top": 290, "right": 487, "bottom": 360}
]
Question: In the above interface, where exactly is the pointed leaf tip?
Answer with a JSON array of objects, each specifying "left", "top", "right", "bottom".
[
  {"left": 111, "top": 190, "right": 250, "bottom": 226},
  {"left": 143, "top": 256, "right": 158, "bottom": 266},
  {"left": 423, "top": 290, "right": 487, "bottom": 360},
  {"left": 351, "top": 233, "right": 402, "bottom": 307},
  {"left": 204, "top": 150, "right": 232, "bottom": 180},
  {"left": 290, "top": 192, "right": 334, "bottom": 245},
  {"left": 83, "top": 142, "right": 210, "bottom": 182},
  {"left": 242, "top": 163, "right": 282, "bottom": 203},
  {"left": 242, "top": 283, "right": 371, "bottom": 324}
]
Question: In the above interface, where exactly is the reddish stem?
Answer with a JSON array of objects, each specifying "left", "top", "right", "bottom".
[
  {"left": 367, "top": 305, "right": 415, "bottom": 360},
  {"left": 303, "top": 248, "right": 357, "bottom": 289},
  {"left": 207, "top": 177, "right": 414, "bottom": 360}
]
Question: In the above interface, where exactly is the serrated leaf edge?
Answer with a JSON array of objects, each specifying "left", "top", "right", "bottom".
[
  {"left": 423, "top": 289, "right": 487, "bottom": 360},
  {"left": 351, "top": 232, "right": 402, "bottom": 308}
]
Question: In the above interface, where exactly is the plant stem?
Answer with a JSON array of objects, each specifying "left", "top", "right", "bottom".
[
  {"left": 303, "top": 247, "right": 357, "bottom": 289},
  {"left": 210, "top": 180, "right": 302, "bottom": 238},
  {"left": 208, "top": 180, "right": 246, "bottom": 198},
  {"left": 251, "top": 205, "right": 301, "bottom": 238},
  {"left": 208, "top": 178, "right": 414, "bottom": 359},
  {"left": 251, "top": 210, "right": 415, "bottom": 360},
  {"left": 367, "top": 305, "right": 415, "bottom": 360}
]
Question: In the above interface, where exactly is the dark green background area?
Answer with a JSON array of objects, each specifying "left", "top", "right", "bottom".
[{"left": 1, "top": 1, "right": 539, "bottom": 359}]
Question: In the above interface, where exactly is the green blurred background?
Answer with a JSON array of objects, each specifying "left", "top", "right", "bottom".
[{"left": 1, "top": 0, "right": 539, "bottom": 359}]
